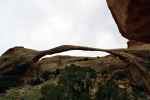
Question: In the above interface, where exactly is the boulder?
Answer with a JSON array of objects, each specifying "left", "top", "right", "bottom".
[{"left": 106, "top": 0, "right": 150, "bottom": 42}]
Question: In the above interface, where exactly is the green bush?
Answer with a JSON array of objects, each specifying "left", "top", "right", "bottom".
[
  {"left": 40, "top": 64, "right": 97, "bottom": 100},
  {"left": 96, "top": 80, "right": 129, "bottom": 100},
  {"left": 40, "top": 84, "right": 64, "bottom": 100},
  {"left": 95, "top": 79, "right": 148, "bottom": 100},
  {"left": 0, "top": 64, "right": 148, "bottom": 100}
]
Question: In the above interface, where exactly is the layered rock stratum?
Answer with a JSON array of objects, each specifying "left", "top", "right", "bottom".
[
  {"left": 106, "top": 0, "right": 150, "bottom": 42},
  {"left": 1, "top": 0, "right": 150, "bottom": 97}
]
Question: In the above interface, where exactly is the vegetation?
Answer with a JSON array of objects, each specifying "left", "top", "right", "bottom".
[{"left": 0, "top": 64, "right": 149, "bottom": 100}]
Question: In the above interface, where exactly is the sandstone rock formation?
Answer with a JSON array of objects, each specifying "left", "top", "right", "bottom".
[
  {"left": 1, "top": 45, "right": 150, "bottom": 93},
  {"left": 0, "top": 45, "right": 124, "bottom": 83},
  {"left": 1, "top": 0, "right": 150, "bottom": 94},
  {"left": 106, "top": 0, "right": 150, "bottom": 42}
]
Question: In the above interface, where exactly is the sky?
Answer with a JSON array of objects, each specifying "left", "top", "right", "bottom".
[{"left": 0, "top": 0, "right": 128, "bottom": 56}]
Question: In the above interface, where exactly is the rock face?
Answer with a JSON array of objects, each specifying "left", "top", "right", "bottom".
[
  {"left": 106, "top": 0, "right": 150, "bottom": 42},
  {"left": 0, "top": 47, "right": 40, "bottom": 85},
  {"left": 1, "top": 45, "right": 150, "bottom": 92},
  {"left": 0, "top": 45, "right": 130, "bottom": 88}
]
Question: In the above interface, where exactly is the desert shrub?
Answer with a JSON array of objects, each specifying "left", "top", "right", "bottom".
[
  {"left": 95, "top": 79, "right": 130, "bottom": 100},
  {"left": 40, "top": 84, "right": 64, "bottom": 100},
  {"left": 60, "top": 64, "right": 97, "bottom": 100},
  {"left": 95, "top": 79, "right": 148, "bottom": 100},
  {"left": 0, "top": 76, "right": 17, "bottom": 93},
  {"left": 0, "top": 86, "right": 42, "bottom": 100},
  {"left": 40, "top": 64, "right": 97, "bottom": 100},
  {"left": 0, "top": 64, "right": 149, "bottom": 100}
]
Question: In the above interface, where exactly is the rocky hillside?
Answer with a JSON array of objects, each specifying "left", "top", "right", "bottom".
[{"left": 1, "top": 0, "right": 150, "bottom": 99}]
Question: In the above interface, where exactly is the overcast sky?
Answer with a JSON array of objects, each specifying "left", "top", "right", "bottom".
[{"left": 0, "top": 0, "right": 127, "bottom": 56}]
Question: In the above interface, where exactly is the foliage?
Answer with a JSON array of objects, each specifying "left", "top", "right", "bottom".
[
  {"left": 40, "top": 84, "right": 64, "bottom": 100},
  {"left": 0, "top": 86, "right": 42, "bottom": 100},
  {"left": 0, "top": 64, "right": 149, "bottom": 100},
  {"left": 40, "top": 64, "right": 97, "bottom": 100},
  {"left": 96, "top": 79, "right": 130, "bottom": 100}
]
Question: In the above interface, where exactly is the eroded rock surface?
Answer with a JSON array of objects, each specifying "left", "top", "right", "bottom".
[
  {"left": 106, "top": 0, "right": 150, "bottom": 42},
  {"left": 1, "top": 45, "right": 150, "bottom": 93},
  {"left": 0, "top": 46, "right": 127, "bottom": 89}
]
